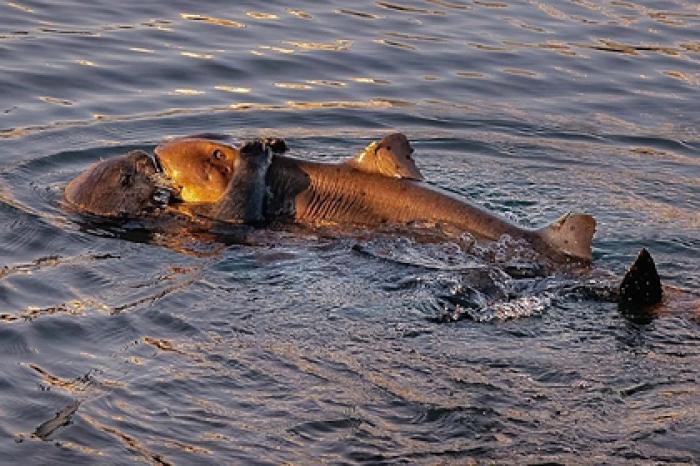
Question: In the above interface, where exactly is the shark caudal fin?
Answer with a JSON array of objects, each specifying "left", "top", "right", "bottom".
[
  {"left": 538, "top": 212, "right": 596, "bottom": 262},
  {"left": 618, "top": 248, "right": 663, "bottom": 315}
]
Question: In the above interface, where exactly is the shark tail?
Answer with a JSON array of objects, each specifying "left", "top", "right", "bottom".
[
  {"left": 618, "top": 248, "right": 663, "bottom": 314},
  {"left": 537, "top": 212, "right": 596, "bottom": 262}
]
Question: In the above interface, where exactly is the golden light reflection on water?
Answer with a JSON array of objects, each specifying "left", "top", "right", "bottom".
[
  {"left": 287, "top": 8, "right": 311, "bottom": 19},
  {"left": 256, "top": 45, "right": 295, "bottom": 54},
  {"left": 456, "top": 71, "right": 488, "bottom": 79},
  {"left": 648, "top": 10, "right": 696, "bottom": 27},
  {"left": 129, "top": 47, "right": 155, "bottom": 54},
  {"left": 8, "top": 89, "right": 691, "bottom": 142},
  {"left": 505, "top": 17, "right": 548, "bottom": 33},
  {"left": 474, "top": 0, "right": 508, "bottom": 8},
  {"left": 80, "top": 414, "right": 171, "bottom": 466},
  {"left": 502, "top": 67, "right": 540, "bottom": 78},
  {"left": 75, "top": 59, "right": 97, "bottom": 67},
  {"left": 56, "top": 441, "right": 105, "bottom": 458},
  {"left": 373, "top": 38, "right": 416, "bottom": 51},
  {"left": 38, "top": 96, "right": 72, "bottom": 106},
  {"left": 164, "top": 440, "right": 212, "bottom": 457},
  {"left": 214, "top": 85, "right": 251, "bottom": 94},
  {"left": 171, "top": 89, "right": 205, "bottom": 96},
  {"left": 375, "top": 1, "right": 444, "bottom": 15},
  {"left": 180, "top": 51, "right": 215, "bottom": 60},
  {"left": 425, "top": 0, "right": 471, "bottom": 10},
  {"left": 334, "top": 8, "right": 382, "bottom": 19},
  {"left": 664, "top": 70, "right": 700, "bottom": 85},
  {"left": 0, "top": 97, "right": 413, "bottom": 139},
  {"left": 22, "top": 362, "right": 120, "bottom": 392},
  {"left": 530, "top": 1, "right": 572, "bottom": 21},
  {"left": 246, "top": 11, "right": 279, "bottom": 20},
  {"left": 6, "top": 1, "right": 33, "bottom": 13},
  {"left": 274, "top": 82, "right": 313, "bottom": 90},
  {"left": 143, "top": 336, "right": 177, "bottom": 352},
  {"left": 286, "top": 98, "right": 410, "bottom": 110},
  {"left": 537, "top": 41, "right": 577, "bottom": 56},
  {"left": 180, "top": 13, "right": 245, "bottom": 29},
  {"left": 0, "top": 299, "right": 110, "bottom": 322},
  {"left": 351, "top": 77, "right": 391, "bottom": 85},
  {"left": 385, "top": 31, "right": 445, "bottom": 42},
  {"left": 469, "top": 42, "right": 510, "bottom": 52},
  {"left": 285, "top": 39, "right": 353, "bottom": 52},
  {"left": 422, "top": 98, "right": 471, "bottom": 111},
  {"left": 305, "top": 79, "right": 346, "bottom": 87},
  {"left": 680, "top": 42, "right": 700, "bottom": 52}
]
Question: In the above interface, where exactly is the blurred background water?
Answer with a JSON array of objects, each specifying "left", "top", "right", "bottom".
[{"left": 1, "top": 0, "right": 699, "bottom": 463}]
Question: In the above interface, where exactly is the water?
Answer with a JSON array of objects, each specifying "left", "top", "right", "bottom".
[{"left": 1, "top": 0, "right": 699, "bottom": 463}]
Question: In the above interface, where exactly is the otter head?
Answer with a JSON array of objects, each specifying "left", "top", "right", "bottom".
[
  {"left": 154, "top": 138, "right": 239, "bottom": 203},
  {"left": 64, "top": 150, "right": 164, "bottom": 217},
  {"left": 154, "top": 136, "right": 288, "bottom": 204}
]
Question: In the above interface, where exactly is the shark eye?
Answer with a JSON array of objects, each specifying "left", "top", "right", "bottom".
[{"left": 212, "top": 149, "right": 224, "bottom": 161}]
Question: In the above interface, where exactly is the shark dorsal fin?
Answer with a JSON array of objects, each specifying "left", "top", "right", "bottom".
[
  {"left": 348, "top": 133, "right": 423, "bottom": 180},
  {"left": 619, "top": 248, "right": 663, "bottom": 320}
]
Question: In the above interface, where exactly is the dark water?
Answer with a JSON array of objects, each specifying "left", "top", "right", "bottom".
[{"left": 2, "top": 0, "right": 700, "bottom": 463}]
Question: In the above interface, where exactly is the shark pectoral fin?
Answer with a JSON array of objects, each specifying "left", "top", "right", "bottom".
[
  {"left": 348, "top": 134, "right": 424, "bottom": 181},
  {"left": 538, "top": 212, "right": 596, "bottom": 262},
  {"left": 618, "top": 248, "right": 663, "bottom": 317}
]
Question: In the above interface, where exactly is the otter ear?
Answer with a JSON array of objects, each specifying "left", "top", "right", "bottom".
[{"left": 347, "top": 140, "right": 424, "bottom": 181}]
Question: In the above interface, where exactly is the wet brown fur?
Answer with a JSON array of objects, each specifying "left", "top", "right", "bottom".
[{"left": 64, "top": 150, "right": 160, "bottom": 217}]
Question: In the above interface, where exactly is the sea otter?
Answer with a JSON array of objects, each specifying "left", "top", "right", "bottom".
[{"left": 63, "top": 140, "right": 271, "bottom": 224}]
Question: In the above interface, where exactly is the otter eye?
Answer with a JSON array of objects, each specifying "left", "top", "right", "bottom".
[{"left": 212, "top": 149, "right": 224, "bottom": 161}]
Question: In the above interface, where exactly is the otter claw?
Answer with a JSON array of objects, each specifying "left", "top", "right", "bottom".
[
  {"left": 240, "top": 140, "right": 267, "bottom": 157},
  {"left": 263, "top": 138, "right": 288, "bottom": 154}
]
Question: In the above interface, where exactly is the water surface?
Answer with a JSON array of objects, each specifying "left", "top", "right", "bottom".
[{"left": 1, "top": 0, "right": 699, "bottom": 464}]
